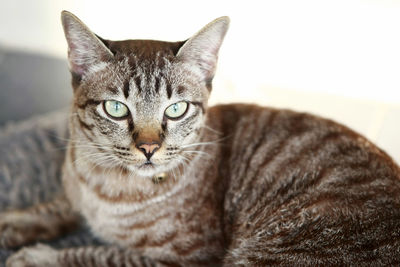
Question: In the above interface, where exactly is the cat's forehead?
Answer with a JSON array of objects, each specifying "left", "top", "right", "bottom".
[
  {"left": 78, "top": 39, "right": 206, "bottom": 105},
  {"left": 106, "top": 39, "right": 184, "bottom": 63}
]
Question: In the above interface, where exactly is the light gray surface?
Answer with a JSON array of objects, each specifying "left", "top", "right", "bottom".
[
  {"left": 0, "top": 49, "right": 100, "bottom": 265},
  {"left": 0, "top": 111, "right": 101, "bottom": 265},
  {"left": 0, "top": 46, "right": 72, "bottom": 125}
]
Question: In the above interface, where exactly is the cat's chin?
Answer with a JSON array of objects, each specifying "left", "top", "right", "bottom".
[
  {"left": 122, "top": 156, "right": 185, "bottom": 179},
  {"left": 125, "top": 163, "right": 170, "bottom": 178}
]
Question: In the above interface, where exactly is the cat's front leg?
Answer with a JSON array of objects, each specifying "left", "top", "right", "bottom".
[
  {"left": 0, "top": 195, "right": 80, "bottom": 248},
  {"left": 6, "top": 244, "right": 159, "bottom": 267}
]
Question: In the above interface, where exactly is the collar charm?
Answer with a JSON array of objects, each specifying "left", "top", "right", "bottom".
[{"left": 152, "top": 172, "right": 167, "bottom": 184}]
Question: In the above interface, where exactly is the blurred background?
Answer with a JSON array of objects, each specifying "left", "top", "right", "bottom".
[{"left": 0, "top": 0, "right": 399, "bottom": 163}]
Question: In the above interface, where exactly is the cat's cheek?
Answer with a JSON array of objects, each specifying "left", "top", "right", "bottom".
[{"left": 168, "top": 122, "right": 199, "bottom": 141}]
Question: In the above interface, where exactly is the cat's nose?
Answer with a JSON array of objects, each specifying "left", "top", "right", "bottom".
[{"left": 136, "top": 142, "right": 160, "bottom": 160}]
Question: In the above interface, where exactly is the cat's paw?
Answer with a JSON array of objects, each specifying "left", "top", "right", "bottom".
[
  {"left": 0, "top": 211, "right": 30, "bottom": 248},
  {"left": 0, "top": 211, "right": 43, "bottom": 248},
  {"left": 6, "top": 244, "right": 58, "bottom": 267}
]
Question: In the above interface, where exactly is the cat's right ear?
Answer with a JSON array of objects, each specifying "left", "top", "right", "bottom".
[
  {"left": 176, "top": 17, "right": 230, "bottom": 85},
  {"left": 61, "top": 11, "right": 113, "bottom": 78}
]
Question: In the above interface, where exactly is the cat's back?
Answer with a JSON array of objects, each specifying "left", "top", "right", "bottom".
[{"left": 207, "top": 103, "right": 400, "bottom": 266}]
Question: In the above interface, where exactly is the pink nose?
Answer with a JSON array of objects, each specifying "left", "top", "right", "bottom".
[{"left": 136, "top": 142, "right": 160, "bottom": 160}]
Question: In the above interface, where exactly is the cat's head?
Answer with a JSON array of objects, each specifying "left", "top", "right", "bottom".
[{"left": 61, "top": 11, "right": 229, "bottom": 177}]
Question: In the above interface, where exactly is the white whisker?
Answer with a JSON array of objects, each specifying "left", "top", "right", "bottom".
[
  {"left": 201, "top": 124, "right": 223, "bottom": 135},
  {"left": 182, "top": 150, "right": 212, "bottom": 156},
  {"left": 180, "top": 135, "right": 230, "bottom": 149}
]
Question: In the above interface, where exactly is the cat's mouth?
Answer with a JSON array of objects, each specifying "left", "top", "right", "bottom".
[
  {"left": 143, "top": 160, "right": 154, "bottom": 166},
  {"left": 138, "top": 160, "right": 157, "bottom": 170}
]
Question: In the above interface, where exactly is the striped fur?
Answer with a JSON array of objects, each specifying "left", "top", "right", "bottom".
[{"left": 3, "top": 11, "right": 400, "bottom": 266}]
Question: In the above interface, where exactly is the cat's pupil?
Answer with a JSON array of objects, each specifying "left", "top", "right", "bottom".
[
  {"left": 114, "top": 102, "right": 121, "bottom": 111},
  {"left": 172, "top": 104, "right": 178, "bottom": 113}
]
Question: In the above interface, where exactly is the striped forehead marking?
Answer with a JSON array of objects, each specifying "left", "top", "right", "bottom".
[{"left": 122, "top": 55, "right": 175, "bottom": 99}]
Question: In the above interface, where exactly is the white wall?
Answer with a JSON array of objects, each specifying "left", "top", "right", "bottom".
[
  {"left": 1, "top": 0, "right": 400, "bottom": 103},
  {"left": 1, "top": 0, "right": 399, "bottom": 162}
]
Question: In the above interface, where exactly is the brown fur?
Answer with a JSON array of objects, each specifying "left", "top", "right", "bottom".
[{"left": 2, "top": 11, "right": 400, "bottom": 267}]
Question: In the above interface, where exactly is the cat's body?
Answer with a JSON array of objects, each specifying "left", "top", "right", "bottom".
[
  {"left": 2, "top": 11, "right": 400, "bottom": 266},
  {"left": 66, "top": 103, "right": 400, "bottom": 266}
]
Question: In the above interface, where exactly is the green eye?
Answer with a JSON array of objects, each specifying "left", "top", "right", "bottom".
[
  {"left": 104, "top": 100, "right": 129, "bottom": 118},
  {"left": 165, "top": 102, "right": 188, "bottom": 119}
]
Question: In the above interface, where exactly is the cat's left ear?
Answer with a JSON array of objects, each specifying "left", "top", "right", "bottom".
[
  {"left": 61, "top": 11, "right": 113, "bottom": 78},
  {"left": 177, "top": 17, "right": 230, "bottom": 84}
]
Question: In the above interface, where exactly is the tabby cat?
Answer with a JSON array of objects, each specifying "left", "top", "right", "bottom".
[{"left": 1, "top": 11, "right": 400, "bottom": 266}]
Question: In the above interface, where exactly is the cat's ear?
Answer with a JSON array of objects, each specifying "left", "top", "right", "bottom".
[
  {"left": 177, "top": 16, "right": 230, "bottom": 83},
  {"left": 61, "top": 11, "right": 113, "bottom": 78}
]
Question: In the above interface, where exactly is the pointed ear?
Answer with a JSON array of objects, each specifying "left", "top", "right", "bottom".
[
  {"left": 176, "top": 16, "right": 230, "bottom": 83},
  {"left": 61, "top": 11, "right": 113, "bottom": 78}
]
